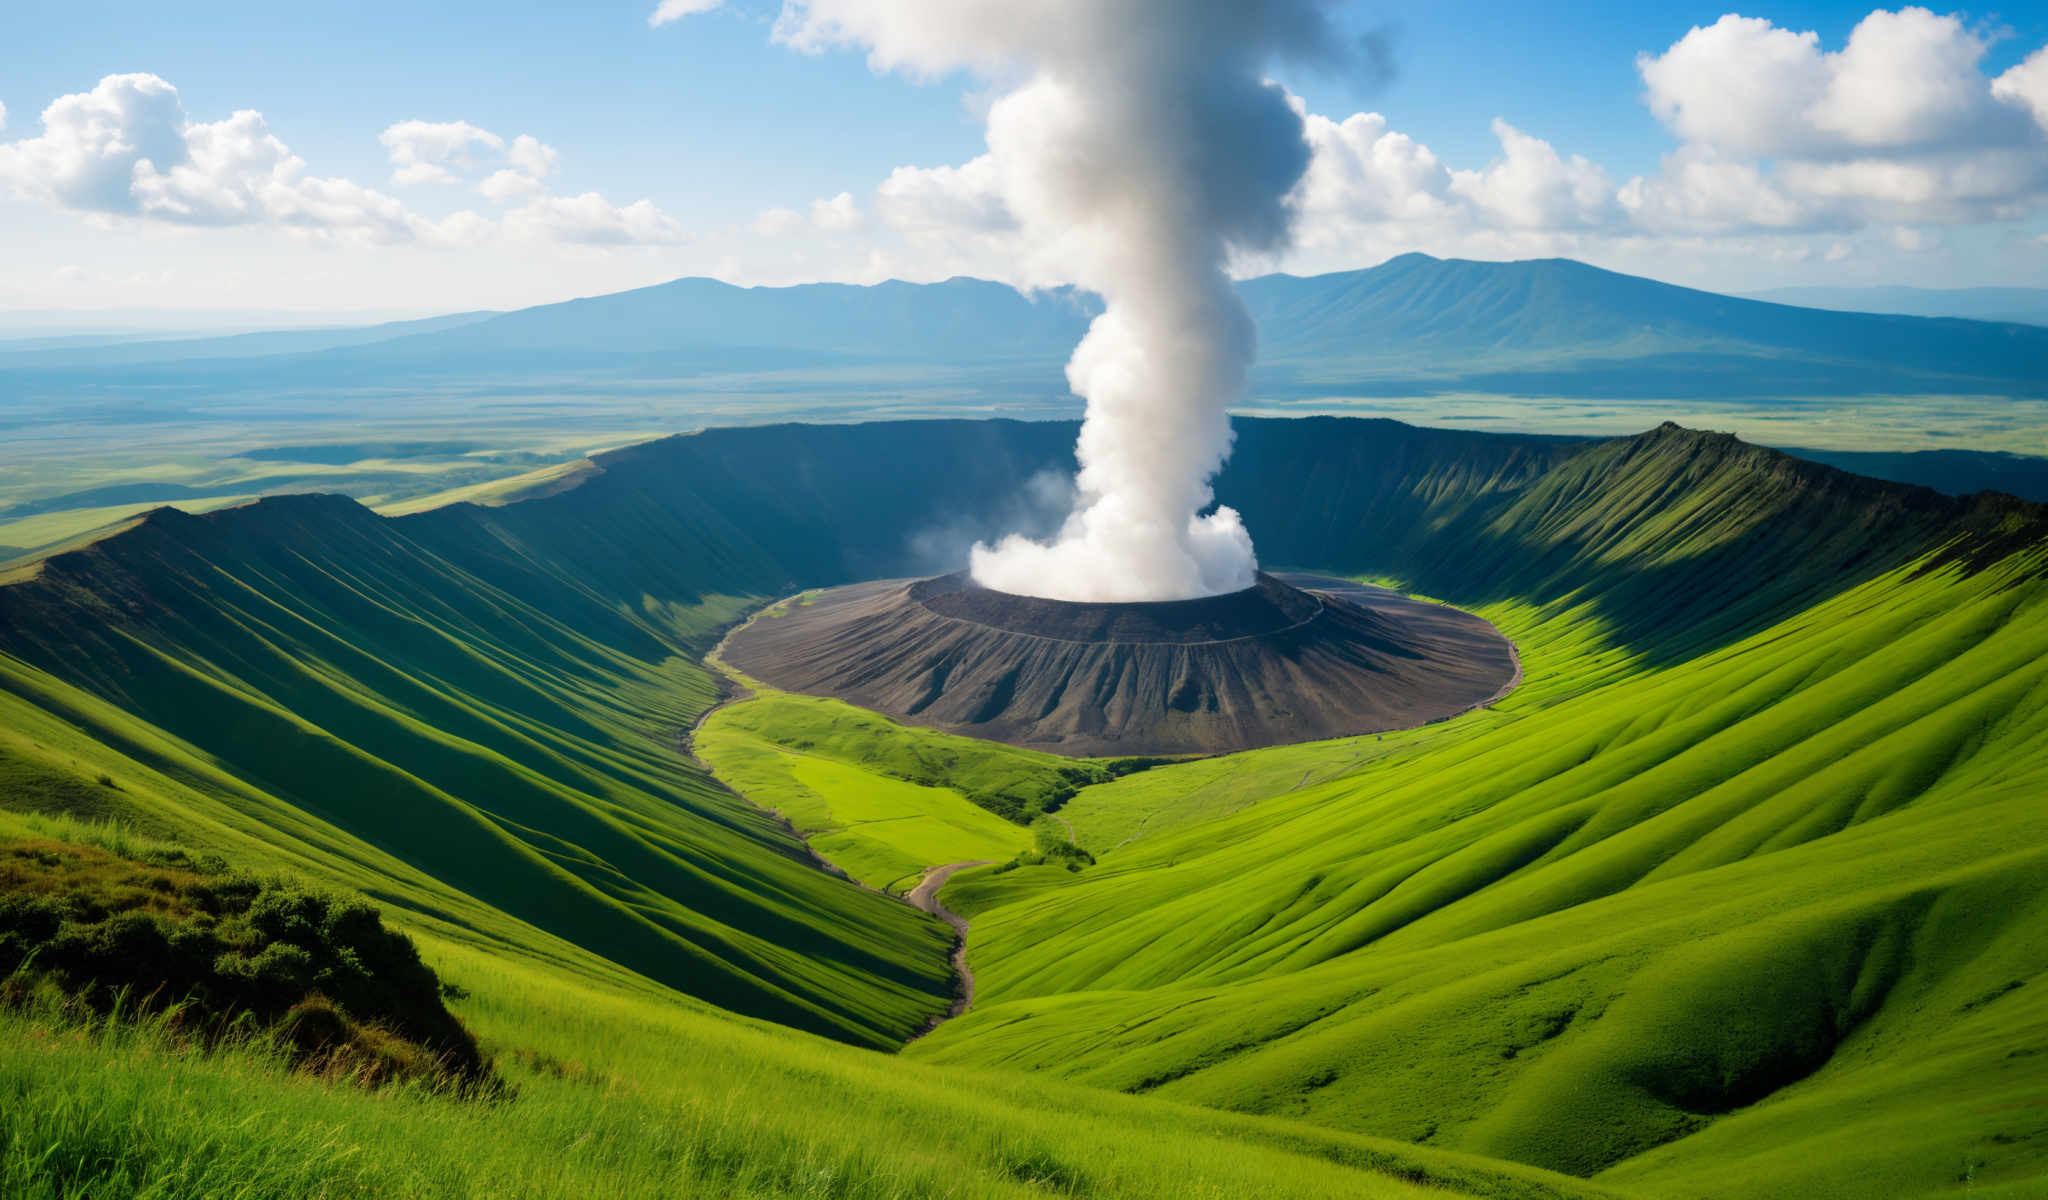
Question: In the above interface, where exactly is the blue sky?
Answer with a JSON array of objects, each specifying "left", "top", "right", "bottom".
[{"left": 4, "top": 1, "right": 2047, "bottom": 316}]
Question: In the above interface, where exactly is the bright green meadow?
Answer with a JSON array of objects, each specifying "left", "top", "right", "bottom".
[{"left": 2, "top": 416, "right": 2044, "bottom": 1198}]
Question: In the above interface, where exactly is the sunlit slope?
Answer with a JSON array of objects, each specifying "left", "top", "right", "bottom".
[
  {"left": 5, "top": 415, "right": 2043, "bottom": 1197},
  {"left": 0, "top": 415, "right": 1585, "bottom": 1047},
  {"left": 0, "top": 826, "right": 1611, "bottom": 1200},
  {"left": 910, "top": 442, "right": 2048, "bottom": 1195},
  {"left": 0, "top": 494, "right": 953, "bottom": 1046},
  {"left": 698, "top": 708, "right": 1036, "bottom": 890}
]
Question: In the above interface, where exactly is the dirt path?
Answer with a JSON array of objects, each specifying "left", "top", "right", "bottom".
[
  {"left": 904, "top": 860, "right": 990, "bottom": 1041},
  {"left": 1047, "top": 813, "right": 1076, "bottom": 845},
  {"left": 682, "top": 603, "right": 995, "bottom": 1042},
  {"left": 677, "top": 596, "right": 796, "bottom": 769}
]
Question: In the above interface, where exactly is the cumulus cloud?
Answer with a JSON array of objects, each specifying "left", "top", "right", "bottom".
[
  {"left": 479, "top": 168, "right": 545, "bottom": 201},
  {"left": 875, "top": 155, "right": 1014, "bottom": 233},
  {"left": 826, "top": 6, "right": 2045, "bottom": 274},
  {"left": 0, "top": 74, "right": 684, "bottom": 249},
  {"left": 1450, "top": 119, "right": 1614, "bottom": 230},
  {"left": 380, "top": 119, "right": 503, "bottom": 185},
  {"left": 649, "top": 0, "right": 722, "bottom": 27},
  {"left": 790, "top": 7, "right": 2047, "bottom": 280},
  {"left": 1625, "top": 8, "right": 2048, "bottom": 233},
  {"left": 810, "top": 190, "right": 865, "bottom": 231},
  {"left": 504, "top": 193, "right": 685, "bottom": 244},
  {"left": 751, "top": 205, "right": 805, "bottom": 236},
  {"left": 1994, "top": 47, "right": 2048, "bottom": 132},
  {"left": 507, "top": 134, "right": 558, "bottom": 179},
  {"left": 1292, "top": 108, "right": 1456, "bottom": 228},
  {"left": 0, "top": 74, "right": 429, "bottom": 242},
  {"left": 751, "top": 193, "right": 869, "bottom": 238},
  {"left": 382, "top": 120, "right": 560, "bottom": 203}
]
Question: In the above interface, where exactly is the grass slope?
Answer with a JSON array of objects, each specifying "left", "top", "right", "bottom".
[
  {"left": 0, "top": 820, "right": 1597, "bottom": 1200},
  {"left": 697, "top": 697, "right": 1036, "bottom": 891},
  {"left": 908, "top": 515, "right": 2048, "bottom": 1197},
  {"left": 0, "top": 495, "right": 953, "bottom": 1047},
  {"left": 6, "top": 415, "right": 2046, "bottom": 1198}
]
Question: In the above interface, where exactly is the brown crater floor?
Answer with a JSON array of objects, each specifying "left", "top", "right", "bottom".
[{"left": 719, "top": 572, "right": 1520, "bottom": 758}]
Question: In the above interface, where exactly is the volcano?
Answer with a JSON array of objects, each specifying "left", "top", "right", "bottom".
[{"left": 719, "top": 572, "right": 1519, "bottom": 757}]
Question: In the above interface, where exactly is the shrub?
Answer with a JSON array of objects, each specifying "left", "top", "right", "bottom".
[{"left": 0, "top": 838, "right": 497, "bottom": 1094}]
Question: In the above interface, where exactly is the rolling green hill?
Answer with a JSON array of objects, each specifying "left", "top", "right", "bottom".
[
  {"left": 0, "top": 493, "right": 951, "bottom": 1049},
  {"left": 3, "top": 414, "right": 2045, "bottom": 1197}
]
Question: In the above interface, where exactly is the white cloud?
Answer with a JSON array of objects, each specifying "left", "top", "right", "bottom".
[
  {"left": 875, "top": 154, "right": 1013, "bottom": 233},
  {"left": 0, "top": 100, "right": 8, "bottom": 134},
  {"left": 1889, "top": 224, "right": 1941, "bottom": 252},
  {"left": 1450, "top": 119, "right": 1614, "bottom": 230},
  {"left": 0, "top": 74, "right": 194, "bottom": 214},
  {"left": 757, "top": 204, "right": 802, "bottom": 234},
  {"left": 505, "top": 193, "right": 685, "bottom": 244},
  {"left": 751, "top": 206, "right": 805, "bottom": 236},
  {"left": 379, "top": 119, "right": 504, "bottom": 185},
  {"left": 479, "top": 168, "right": 545, "bottom": 201},
  {"left": 1994, "top": 47, "right": 2048, "bottom": 133},
  {"left": 383, "top": 121, "right": 557, "bottom": 201},
  {"left": 649, "top": 0, "right": 722, "bottom": 28},
  {"left": 1618, "top": 148, "right": 1811, "bottom": 234},
  {"left": 0, "top": 74, "right": 429, "bottom": 242},
  {"left": 393, "top": 162, "right": 457, "bottom": 186},
  {"left": 751, "top": 192, "right": 871, "bottom": 240},
  {"left": 1639, "top": 16, "right": 1827, "bottom": 156},
  {"left": 507, "top": 134, "right": 558, "bottom": 179},
  {"left": 1292, "top": 109, "right": 1456, "bottom": 228},
  {"left": 1624, "top": 9, "right": 2048, "bottom": 234},
  {"left": 0, "top": 75, "right": 685, "bottom": 249},
  {"left": 803, "top": 8, "right": 2047, "bottom": 287},
  {"left": 1808, "top": 7, "right": 1998, "bottom": 149},
  {"left": 810, "top": 190, "right": 865, "bottom": 231}
]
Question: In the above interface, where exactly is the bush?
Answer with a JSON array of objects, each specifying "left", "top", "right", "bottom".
[{"left": 0, "top": 839, "right": 497, "bottom": 1094}]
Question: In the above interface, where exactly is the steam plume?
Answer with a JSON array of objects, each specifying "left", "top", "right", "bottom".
[{"left": 780, "top": 1, "right": 1342, "bottom": 601}]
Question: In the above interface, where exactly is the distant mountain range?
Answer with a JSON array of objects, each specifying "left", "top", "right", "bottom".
[
  {"left": 0, "top": 310, "right": 499, "bottom": 368},
  {"left": 6, "top": 255, "right": 2045, "bottom": 398},
  {"left": 1743, "top": 284, "right": 2048, "bottom": 328}
]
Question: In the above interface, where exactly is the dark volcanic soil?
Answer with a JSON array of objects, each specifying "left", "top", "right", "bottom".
[{"left": 719, "top": 571, "right": 1519, "bottom": 757}]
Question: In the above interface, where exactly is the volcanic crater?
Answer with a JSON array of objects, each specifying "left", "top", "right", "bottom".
[{"left": 719, "top": 571, "right": 1520, "bottom": 757}]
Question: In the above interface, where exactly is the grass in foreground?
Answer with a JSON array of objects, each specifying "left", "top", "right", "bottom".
[
  {"left": 0, "top": 836, "right": 494, "bottom": 1092},
  {"left": 0, "top": 872, "right": 1613, "bottom": 1200}
]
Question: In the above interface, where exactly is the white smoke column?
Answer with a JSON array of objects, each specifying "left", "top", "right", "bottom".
[{"left": 778, "top": 1, "right": 1340, "bottom": 601}]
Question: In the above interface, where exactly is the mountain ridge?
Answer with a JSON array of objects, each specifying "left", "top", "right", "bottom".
[{"left": 6, "top": 255, "right": 2045, "bottom": 398}]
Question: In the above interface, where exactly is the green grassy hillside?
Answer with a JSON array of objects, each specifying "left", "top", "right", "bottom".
[
  {"left": 0, "top": 495, "right": 952, "bottom": 1048},
  {"left": 898, "top": 435, "right": 2048, "bottom": 1197},
  {"left": 4, "top": 415, "right": 2045, "bottom": 1198},
  {"left": 0, "top": 813, "right": 1596, "bottom": 1200},
  {"left": 696, "top": 697, "right": 1038, "bottom": 891}
]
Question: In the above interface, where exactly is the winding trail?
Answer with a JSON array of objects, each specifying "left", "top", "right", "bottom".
[
  {"left": 903, "top": 860, "right": 991, "bottom": 1041},
  {"left": 684, "top": 596, "right": 995, "bottom": 1042}
]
